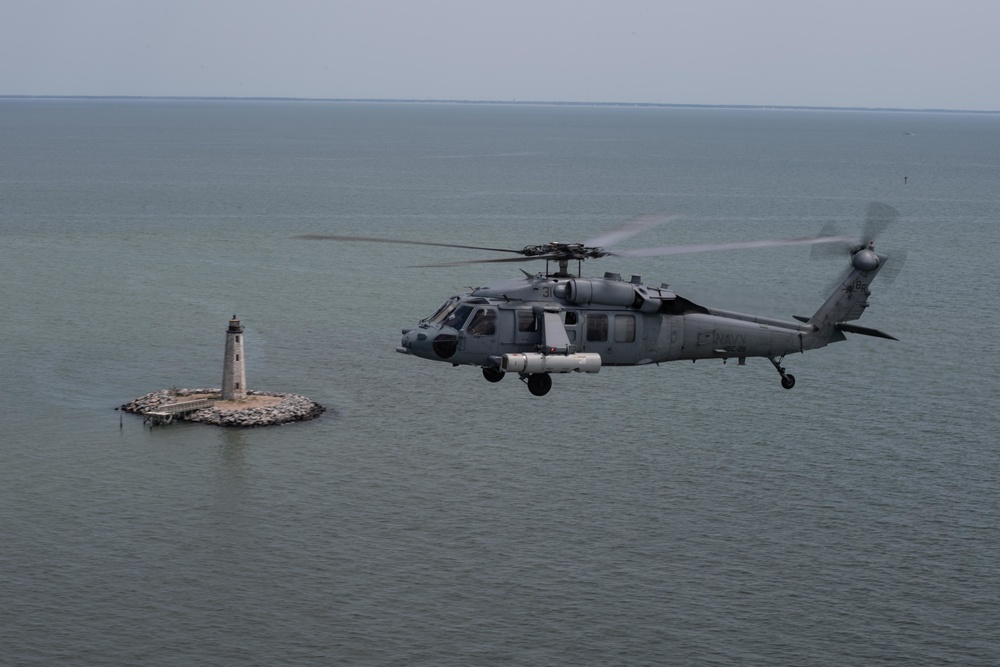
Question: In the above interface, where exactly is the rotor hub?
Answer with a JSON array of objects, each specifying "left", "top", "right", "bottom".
[
  {"left": 851, "top": 245, "right": 880, "bottom": 272},
  {"left": 520, "top": 242, "right": 608, "bottom": 260}
]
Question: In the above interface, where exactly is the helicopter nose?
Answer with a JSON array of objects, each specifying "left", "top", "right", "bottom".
[
  {"left": 397, "top": 329, "right": 415, "bottom": 354},
  {"left": 398, "top": 326, "right": 459, "bottom": 360},
  {"left": 397, "top": 328, "right": 415, "bottom": 354},
  {"left": 398, "top": 327, "right": 433, "bottom": 357}
]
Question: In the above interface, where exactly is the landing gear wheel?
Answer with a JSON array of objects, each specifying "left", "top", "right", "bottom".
[
  {"left": 482, "top": 367, "right": 505, "bottom": 383},
  {"left": 769, "top": 356, "right": 796, "bottom": 390},
  {"left": 527, "top": 373, "right": 552, "bottom": 396}
]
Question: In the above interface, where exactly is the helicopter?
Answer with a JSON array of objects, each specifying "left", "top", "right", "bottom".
[{"left": 299, "top": 203, "right": 901, "bottom": 396}]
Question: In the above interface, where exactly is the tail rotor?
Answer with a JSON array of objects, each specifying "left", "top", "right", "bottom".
[{"left": 812, "top": 201, "right": 906, "bottom": 288}]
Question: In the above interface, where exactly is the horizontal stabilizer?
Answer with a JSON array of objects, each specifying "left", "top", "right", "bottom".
[
  {"left": 793, "top": 315, "right": 809, "bottom": 323},
  {"left": 836, "top": 322, "right": 898, "bottom": 341}
]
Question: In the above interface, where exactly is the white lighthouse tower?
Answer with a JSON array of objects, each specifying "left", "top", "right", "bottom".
[{"left": 221, "top": 315, "right": 247, "bottom": 401}]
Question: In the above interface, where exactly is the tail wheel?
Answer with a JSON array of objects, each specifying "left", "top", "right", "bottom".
[
  {"left": 527, "top": 373, "right": 552, "bottom": 396},
  {"left": 770, "top": 357, "right": 796, "bottom": 390}
]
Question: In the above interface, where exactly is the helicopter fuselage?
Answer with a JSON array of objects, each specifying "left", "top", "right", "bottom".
[
  {"left": 395, "top": 263, "right": 886, "bottom": 396},
  {"left": 400, "top": 272, "right": 809, "bottom": 364}
]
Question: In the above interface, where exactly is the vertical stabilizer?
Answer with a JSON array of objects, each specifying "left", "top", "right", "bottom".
[{"left": 805, "top": 251, "right": 888, "bottom": 345}]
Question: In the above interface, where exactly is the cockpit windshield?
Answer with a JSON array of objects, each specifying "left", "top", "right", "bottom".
[
  {"left": 443, "top": 305, "right": 474, "bottom": 330},
  {"left": 426, "top": 297, "right": 461, "bottom": 325}
]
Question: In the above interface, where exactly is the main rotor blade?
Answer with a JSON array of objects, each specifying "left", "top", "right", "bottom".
[
  {"left": 294, "top": 233, "right": 524, "bottom": 255},
  {"left": 410, "top": 255, "right": 558, "bottom": 268},
  {"left": 610, "top": 235, "right": 854, "bottom": 258},
  {"left": 584, "top": 214, "right": 676, "bottom": 249},
  {"left": 810, "top": 222, "right": 849, "bottom": 259}
]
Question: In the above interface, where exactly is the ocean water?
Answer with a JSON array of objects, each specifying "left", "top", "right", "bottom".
[{"left": 1, "top": 99, "right": 998, "bottom": 666}]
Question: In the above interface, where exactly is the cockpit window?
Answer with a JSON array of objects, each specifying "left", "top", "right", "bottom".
[
  {"left": 427, "top": 298, "right": 461, "bottom": 324},
  {"left": 443, "top": 305, "right": 474, "bottom": 330},
  {"left": 467, "top": 308, "right": 496, "bottom": 336}
]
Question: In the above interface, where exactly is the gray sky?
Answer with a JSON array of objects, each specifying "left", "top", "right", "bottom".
[{"left": 3, "top": 0, "right": 998, "bottom": 110}]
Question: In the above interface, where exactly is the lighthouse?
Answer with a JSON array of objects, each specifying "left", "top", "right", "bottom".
[{"left": 221, "top": 315, "right": 247, "bottom": 400}]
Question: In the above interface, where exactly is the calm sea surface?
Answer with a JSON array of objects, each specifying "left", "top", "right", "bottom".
[{"left": 1, "top": 99, "right": 998, "bottom": 666}]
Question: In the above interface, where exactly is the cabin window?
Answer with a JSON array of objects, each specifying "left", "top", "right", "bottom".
[
  {"left": 467, "top": 308, "right": 496, "bottom": 336},
  {"left": 614, "top": 314, "right": 636, "bottom": 343},
  {"left": 517, "top": 310, "right": 537, "bottom": 332},
  {"left": 564, "top": 311, "right": 578, "bottom": 341},
  {"left": 586, "top": 314, "right": 608, "bottom": 342}
]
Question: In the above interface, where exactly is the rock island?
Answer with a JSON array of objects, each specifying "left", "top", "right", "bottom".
[{"left": 121, "top": 315, "right": 325, "bottom": 427}]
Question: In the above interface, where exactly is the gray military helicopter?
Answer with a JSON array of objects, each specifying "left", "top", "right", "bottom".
[{"left": 301, "top": 203, "right": 900, "bottom": 396}]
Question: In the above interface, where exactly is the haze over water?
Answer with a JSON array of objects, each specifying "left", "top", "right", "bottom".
[{"left": 1, "top": 99, "right": 998, "bottom": 665}]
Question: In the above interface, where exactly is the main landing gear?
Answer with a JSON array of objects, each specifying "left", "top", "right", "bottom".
[
  {"left": 769, "top": 357, "right": 796, "bottom": 390},
  {"left": 525, "top": 373, "right": 552, "bottom": 396},
  {"left": 482, "top": 366, "right": 553, "bottom": 396},
  {"left": 482, "top": 367, "right": 505, "bottom": 383}
]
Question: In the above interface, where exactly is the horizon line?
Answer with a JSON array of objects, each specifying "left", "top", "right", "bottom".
[{"left": 1, "top": 94, "right": 997, "bottom": 114}]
